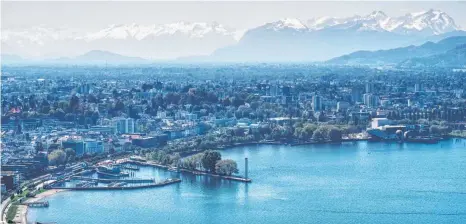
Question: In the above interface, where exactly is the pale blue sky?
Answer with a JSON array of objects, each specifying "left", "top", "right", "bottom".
[{"left": 2, "top": 1, "right": 466, "bottom": 30}]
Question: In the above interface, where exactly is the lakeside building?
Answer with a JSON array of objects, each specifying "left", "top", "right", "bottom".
[
  {"left": 1, "top": 153, "right": 48, "bottom": 179},
  {"left": 0, "top": 171, "right": 20, "bottom": 192},
  {"left": 62, "top": 139, "right": 104, "bottom": 156}
]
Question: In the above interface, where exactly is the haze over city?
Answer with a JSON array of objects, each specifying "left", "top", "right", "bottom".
[{"left": 2, "top": 1, "right": 466, "bottom": 60}]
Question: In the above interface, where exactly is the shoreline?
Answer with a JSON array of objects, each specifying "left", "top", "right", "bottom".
[{"left": 15, "top": 189, "right": 66, "bottom": 224}]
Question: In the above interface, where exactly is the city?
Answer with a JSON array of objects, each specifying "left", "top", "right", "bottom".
[{"left": 1, "top": 1, "right": 466, "bottom": 224}]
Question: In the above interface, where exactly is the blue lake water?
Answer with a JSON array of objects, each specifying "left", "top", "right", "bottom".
[{"left": 28, "top": 139, "right": 466, "bottom": 224}]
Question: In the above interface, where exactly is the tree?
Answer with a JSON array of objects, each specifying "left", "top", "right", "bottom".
[
  {"left": 48, "top": 149, "right": 66, "bottom": 166},
  {"left": 215, "top": 159, "right": 239, "bottom": 176},
  {"left": 64, "top": 148, "right": 76, "bottom": 163},
  {"left": 312, "top": 127, "right": 326, "bottom": 142},
  {"left": 69, "top": 95, "right": 80, "bottom": 112},
  {"left": 429, "top": 125, "right": 441, "bottom": 136},
  {"left": 201, "top": 150, "right": 222, "bottom": 172},
  {"left": 327, "top": 128, "right": 342, "bottom": 142}
]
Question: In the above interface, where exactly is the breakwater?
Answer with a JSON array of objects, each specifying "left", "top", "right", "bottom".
[{"left": 48, "top": 178, "right": 181, "bottom": 190}]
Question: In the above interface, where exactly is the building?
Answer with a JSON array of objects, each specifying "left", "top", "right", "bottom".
[
  {"left": 1, "top": 154, "right": 47, "bottom": 179},
  {"left": 351, "top": 87, "right": 363, "bottom": 103},
  {"left": 112, "top": 117, "right": 135, "bottom": 134},
  {"left": 365, "top": 82, "right": 374, "bottom": 93},
  {"left": 363, "top": 94, "right": 379, "bottom": 108},
  {"left": 0, "top": 171, "right": 20, "bottom": 191},
  {"left": 367, "top": 125, "right": 406, "bottom": 140},
  {"left": 186, "top": 113, "right": 198, "bottom": 121},
  {"left": 89, "top": 125, "right": 116, "bottom": 134},
  {"left": 132, "top": 134, "right": 168, "bottom": 148},
  {"left": 312, "top": 95, "right": 322, "bottom": 111},
  {"left": 371, "top": 118, "right": 393, "bottom": 129},
  {"left": 62, "top": 140, "right": 85, "bottom": 157},
  {"left": 337, "top": 101, "right": 350, "bottom": 112},
  {"left": 84, "top": 140, "right": 104, "bottom": 155},
  {"left": 415, "top": 83, "right": 423, "bottom": 92}
]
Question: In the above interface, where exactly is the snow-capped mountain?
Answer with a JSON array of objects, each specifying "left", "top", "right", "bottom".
[
  {"left": 82, "top": 22, "right": 241, "bottom": 41},
  {"left": 263, "top": 18, "right": 308, "bottom": 31},
  {"left": 1, "top": 9, "right": 464, "bottom": 62},
  {"left": 209, "top": 9, "right": 465, "bottom": 62},
  {"left": 1, "top": 22, "right": 242, "bottom": 59},
  {"left": 305, "top": 9, "right": 459, "bottom": 35}
]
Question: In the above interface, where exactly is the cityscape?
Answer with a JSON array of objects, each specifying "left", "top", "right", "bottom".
[{"left": 1, "top": 1, "right": 466, "bottom": 224}]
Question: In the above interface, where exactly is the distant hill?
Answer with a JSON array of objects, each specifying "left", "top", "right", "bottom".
[
  {"left": 1, "top": 50, "right": 151, "bottom": 65},
  {"left": 398, "top": 44, "right": 466, "bottom": 68},
  {"left": 326, "top": 36, "right": 466, "bottom": 65},
  {"left": 1, "top": 54, "right": 24, "bottom": 64},
  {"left": 54, "top": 50, "right": 149, "bottom": 64}
]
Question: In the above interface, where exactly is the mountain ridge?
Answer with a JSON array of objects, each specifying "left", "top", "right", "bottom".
[{"left": 326, "top": 35, "right": 466, "bottom": 65}]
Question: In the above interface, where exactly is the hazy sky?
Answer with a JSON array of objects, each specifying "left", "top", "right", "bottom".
[{"left": 2, "top": 1, "right": 466, "bottom": 31}]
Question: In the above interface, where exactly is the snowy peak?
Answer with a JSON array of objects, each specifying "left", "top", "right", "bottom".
[
  {"left": 83, "top": 22, "right": 239, "bottom": 41},
  {"left": 305, "top": 9, "right": 460, "bottom": 35},
  {"left": 401, "top": 9, "right": 458, "bottom": 34},
  {"left": 367, "top": 11, "right": 388, "bottom": 20},
  {"left": 264, "top": 18, "right": 308, "bottom": 31}
]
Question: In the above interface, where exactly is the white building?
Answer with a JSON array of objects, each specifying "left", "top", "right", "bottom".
[{"left": 371, "top": 118, "right": 393, "bottom": 129}]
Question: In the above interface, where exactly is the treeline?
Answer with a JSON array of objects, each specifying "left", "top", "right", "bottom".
[{"left": 147, "top": 150, "right": 239, "bottom": 176}]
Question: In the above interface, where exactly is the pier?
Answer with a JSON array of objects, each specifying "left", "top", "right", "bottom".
[
  {"left": 22, "top": 201, "right": 49, "bottom": 207},
  {"left": 48, "top": 178, "right": 181, "bottom": 190},
  {"left": 126, "top": 160, "right": 252, "bottom": 182},
  {"left": 121, "top": 164, "right": 140, "bottom": 171},
  {"left": 72, "top": 176, "right": 155, "bottom": 184}
]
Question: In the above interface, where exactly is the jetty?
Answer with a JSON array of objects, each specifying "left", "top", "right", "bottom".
[
  {"left": 125, "top": 160, "right": 252, "bottom": 183},
  {"left": 22, "top": 201, "right": 49, "bottom": 207},
  {"left": 47, "top": 178, "right": 181, "bottom": 190},
  {"left": 72, "top": 176, "right": 155, "bottom": 184}
]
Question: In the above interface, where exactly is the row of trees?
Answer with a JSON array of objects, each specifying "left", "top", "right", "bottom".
[{"left": 47, "top": 148, "right": 76, "bottom": 166}]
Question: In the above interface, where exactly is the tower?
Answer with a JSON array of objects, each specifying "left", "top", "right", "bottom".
[{"left": 245, "top": 157, "right": 248, "bottom": 179}]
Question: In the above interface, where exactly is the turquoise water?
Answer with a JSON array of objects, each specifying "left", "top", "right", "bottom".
[{"left": 28, "top": 139, "right": 466, "bottom": 224}]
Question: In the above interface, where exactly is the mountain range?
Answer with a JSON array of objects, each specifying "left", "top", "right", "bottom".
[
  {"left": 327, "top": 36, "right": 466, "bottom": 66},
  {"left": 209, "top": 10, "right": 465, "bottom": 62},
  {"left": 1, "top": 22, "right": 241, "bottom": 60},
  {"left": 1, "top": 9, "right": 465, "bottom": 63},
  {"left": 398, "top": 43, "right": 466, "bottom": 68}
]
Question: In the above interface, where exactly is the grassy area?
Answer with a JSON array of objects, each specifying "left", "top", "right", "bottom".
[
  {"left": 37, "top": 188, "right": 47, "bottom": 194},
  {"left": 11, "top": 189, "right": 30, "bottom": 202},
  {"left": 6, "top": 204, "right": 18, "bottom": 222}
]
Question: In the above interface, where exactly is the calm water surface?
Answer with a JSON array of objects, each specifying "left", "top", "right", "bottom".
[{"left": 28, "top": 139, "right": 466, "bottom": 224}]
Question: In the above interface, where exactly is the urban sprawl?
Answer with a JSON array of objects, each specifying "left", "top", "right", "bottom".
[{"left": 1, "top": 64, "right": 466, "bottom": 202}]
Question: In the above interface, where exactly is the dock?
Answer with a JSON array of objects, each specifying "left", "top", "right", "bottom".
[
  {"left": 22, "top": 201, "right": 49, "bottom": 207},
  {"left": 72, "top": 176, "right": 155, "bottom": 184},
  {"left": 126, "top": 160, "right": 252, "bottom": 182},
  {"left": 47, "top": 178, "right": 181, "bottom": 190}
]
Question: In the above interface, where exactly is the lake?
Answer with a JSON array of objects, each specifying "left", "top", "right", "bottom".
[{"left": 28, "top": 139, "right": 466, "bottom": 224}]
